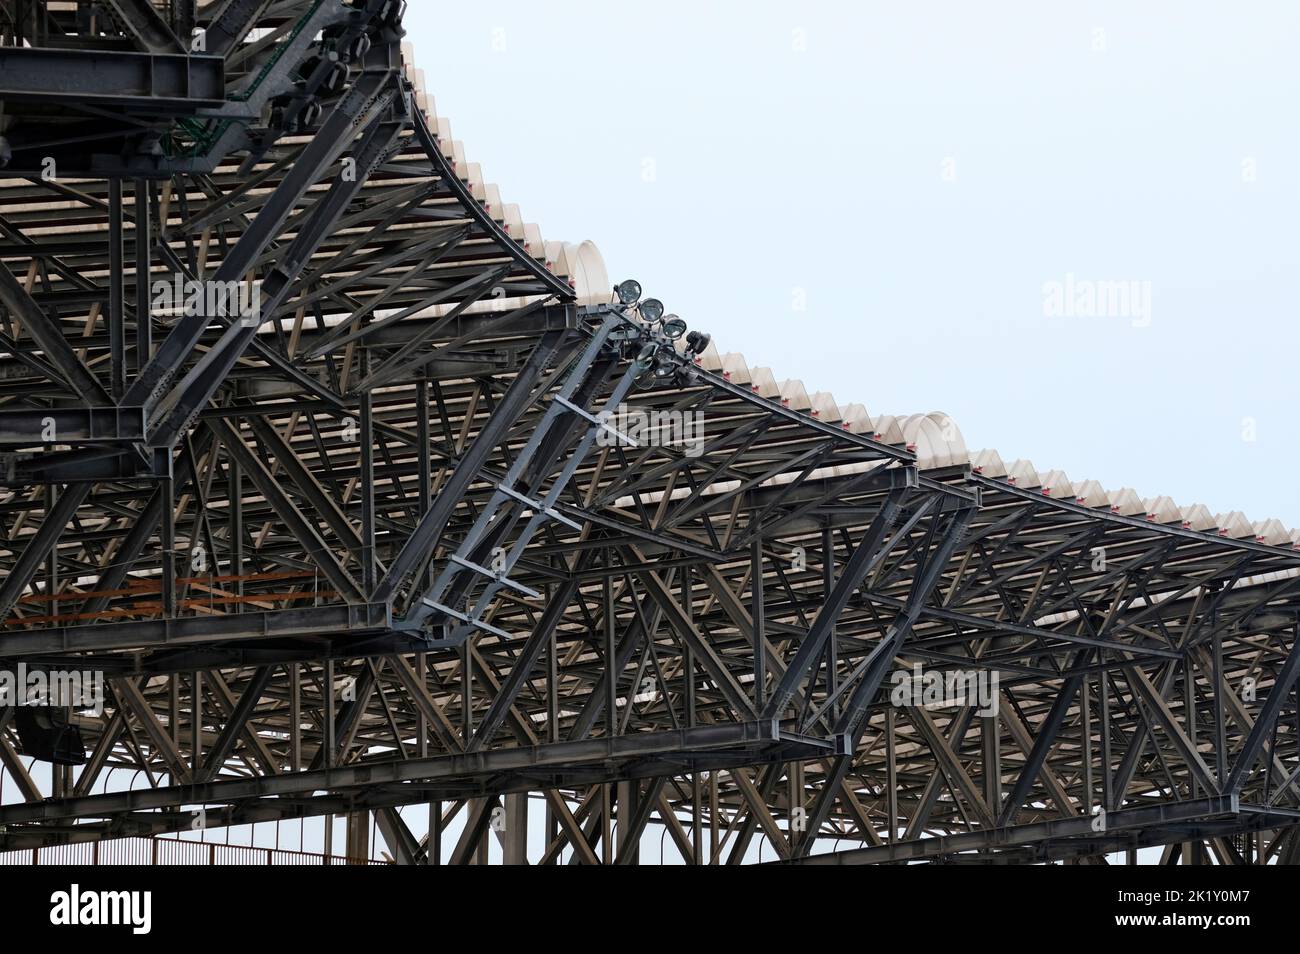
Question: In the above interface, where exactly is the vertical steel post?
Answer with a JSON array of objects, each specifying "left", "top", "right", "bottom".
[
  {"left": 359, "top": 389, "right": 376, "bottom": 593},
  {"left": 133, "top": 178, "right": 152, "bottom": 372},
  {"left": 751, "top": 533, "right": 765, "bottom": 708},
  {"left": 108, "top": 178, "right": 126, "bottom": 399}
]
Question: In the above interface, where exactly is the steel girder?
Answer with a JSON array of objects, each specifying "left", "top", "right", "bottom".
[{"left": 2, "top": 1, "right": 1299, "bottom": 866}]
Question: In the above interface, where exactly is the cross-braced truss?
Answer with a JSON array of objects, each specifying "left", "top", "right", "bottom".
[{"left": 0, "top": 0, "right": 1296, "bottom": 865}]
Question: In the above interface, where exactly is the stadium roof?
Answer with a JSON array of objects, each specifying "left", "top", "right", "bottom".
[{"left": 0, "top": 4, "right": 1296, "bottom": 865}]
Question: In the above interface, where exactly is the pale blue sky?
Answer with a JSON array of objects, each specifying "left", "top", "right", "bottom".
[{"left": 407, "top": 0, "right": 1300, "bottom": 527}]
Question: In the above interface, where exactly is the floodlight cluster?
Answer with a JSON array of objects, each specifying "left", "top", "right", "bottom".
[{"left": 610, "top": 279, "right": 711, "bottom": 388}]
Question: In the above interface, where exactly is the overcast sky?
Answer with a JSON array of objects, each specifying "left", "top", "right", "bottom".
[{"left": 406, "top": 0, "right": 1300, "bottom": 529}]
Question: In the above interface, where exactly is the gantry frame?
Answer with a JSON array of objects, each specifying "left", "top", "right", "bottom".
[{"left": 0, "top": 0, "right": 1297, "bottom": 866}]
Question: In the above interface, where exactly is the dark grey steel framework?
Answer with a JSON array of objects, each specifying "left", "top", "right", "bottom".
[{"left": 0, "top": 0, "right": 1297, "bottom": 866}]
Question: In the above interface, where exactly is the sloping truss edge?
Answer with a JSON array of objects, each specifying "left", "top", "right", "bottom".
[{"left": 0, "top": 2, "right": 1296, "bottom": 867}]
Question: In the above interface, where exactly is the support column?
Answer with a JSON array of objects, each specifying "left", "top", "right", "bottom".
[
  {"left": 982, "top": 709, "right": 1001, "bottom": 814},
  {"left": 751, "top": 533, "right": 765, "bottom": 708},
  {"left": 160, "top": 471, "right": 176, "bottom": 617},
  {"left": 617, "top": 781, "right": 640, "bottom": 864},
  {"left": 133, "top": 178, "right": 152, "bottom": 372},
  {"left": 886, "top": 707, "right": 898, "bottom": 844},
  {"left": 346, "top": 811, "right": 369, "bottom": 864},
  {"left": 108, "top": 179, "right": 126, "bottom": 399},
  {"left": 428, "top": 800, "right": 442, "bottom": 866},
  {"left": 359, "top": 389, "right": 376, "bottom": 593},
  {"left": 503, "top": 792, "right": 529, "bottom": 865}
]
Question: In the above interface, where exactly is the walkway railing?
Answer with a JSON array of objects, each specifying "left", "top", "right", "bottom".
[{"left": 0, "top": 838, "right": 390, "bottom": 865}]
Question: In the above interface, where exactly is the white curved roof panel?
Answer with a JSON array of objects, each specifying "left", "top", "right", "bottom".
[
  {"left": 1073, "top": 479, "right": 1108, "bottom": 507},
  {"left": 871, "top": 415, "right": 905, "bottom": 448},
  {"left": 839, "top": 403, "right": 872, "bottom": 434},
  {"left": 1179, "top": 504, "right": 1217, "bottom": 532},
  {"left": 1004, "top": 459, "right": 1040, "bottom": 489},
  {"left": 1037, "top": 469, "right": 1073, "bottom": 499},
  {"left": 1215, "top": 511, "right": 1254, "bottom": 538},
  {"left": 1254, "top": 518, "right": 1289, "bottom": 546},
  {"left": 777, "top": 379, "right": 811, "bottom": 411},
  {"left": 902, "top": 413, "right": 968, "bottom": 469},
  {"left": 809, "top": 392, "right": 841, "bottom": 422},
  {"left": 748, "top": 367, "right": 780, "bottom": 399},
  {"left": 971, "top": 448, "right": 1006, "bottom": 478},
  {"left": 1107, "top": 488, "right": 1145, "bottom": 516},
  {"left": 1144, "top": 495, "right": 1181, "bottom": 524}
]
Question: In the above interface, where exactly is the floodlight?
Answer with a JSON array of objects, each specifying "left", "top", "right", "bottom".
[
  {"left": 662, "top": 315, "right": 687, "bottom": 340},
  {"left": 685, "top": 330, "right": 711, "bottom": 356},
  {"left": 639, "top": 298, "right": 664, "bottom": 324},
  {"left": 616, "top": 279, "right": 642, "bottom": 305}
]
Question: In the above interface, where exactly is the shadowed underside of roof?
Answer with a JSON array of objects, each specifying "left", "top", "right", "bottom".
[{"left": 0, "top": 2, "right": 1297, "bottom": 867}]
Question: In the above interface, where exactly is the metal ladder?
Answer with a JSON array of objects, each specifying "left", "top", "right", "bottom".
[{"left": 405, "top": 315, "right": 640, "bottom": 647}]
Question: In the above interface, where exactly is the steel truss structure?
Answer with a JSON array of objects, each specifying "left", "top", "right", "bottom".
[{"left": 0, "top": 0, "right": 1297, "bottom": 866}]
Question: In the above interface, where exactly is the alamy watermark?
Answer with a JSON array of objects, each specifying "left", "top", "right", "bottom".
[
  {"left": 0, "top": 664, "right": 104, "bottom": 716},
  {"left": 151, "top": 274, "right": 263, "bottom": 327},
  {"left": 889, "top": 662, "right": 999, "bottom": 717},
  {"left": 596, "top": 403, "right": 705, "bottom": 458},
  {"left": 1042, "top": 273, "right": 1151, "bottom": 327},
  {"left": 50, "top": 885, "right": 151, "bottom": 935}
]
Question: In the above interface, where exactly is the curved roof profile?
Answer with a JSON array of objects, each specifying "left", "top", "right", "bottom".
[
  {"left": 693, "top": 339, "right": 1298, "bottom": 551},
  {"left": 402, "top": 44, "right": 611, "bottom": 308},
  {"left": 403, "top": 43, "right": 1297, "bottom": 555}
]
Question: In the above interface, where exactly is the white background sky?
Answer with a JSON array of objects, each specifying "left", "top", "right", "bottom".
[{"left": 407, "top": 0, "right": 1300, "bottom": 528}]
